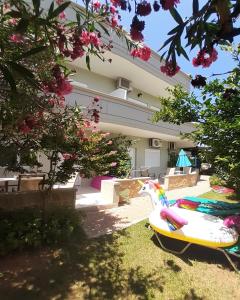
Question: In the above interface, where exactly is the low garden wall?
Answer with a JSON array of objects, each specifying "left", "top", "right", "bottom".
[
  {"left": 164, "top": 172, "right": 199, "bottom": 190},
  {"left": 101, "top": 177, "right": 150, "bottom": 204},
  {"left": 0, "top": 188, "right": 76, "bottom": 211}
]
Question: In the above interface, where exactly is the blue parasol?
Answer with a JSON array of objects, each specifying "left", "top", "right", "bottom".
[{"left": 176, "top": 149, "right": 192, "bottom": 167}]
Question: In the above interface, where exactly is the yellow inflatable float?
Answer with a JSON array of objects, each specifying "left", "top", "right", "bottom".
[{"left": 138, "top": 180, "right": 240, "bottom": 272}]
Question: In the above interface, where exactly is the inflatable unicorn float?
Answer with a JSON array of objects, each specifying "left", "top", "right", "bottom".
[{"left": 138, "top": 180, "right": 240, "bottom": 272}]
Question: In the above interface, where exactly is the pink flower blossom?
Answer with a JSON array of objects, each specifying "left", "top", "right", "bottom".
[
  {"left": 107, "top": 140, "right": 113, "bottom": 145},
  {"left": 57, "top": 79, "right": 73, "bottom": 96},
  {"left": 110, "top": 16, "right": 118, "bottom": 28},
  {"left": 8, "top": 18, "right": 17, "bottom": 25},
  {"left": 192, "top": 48, "right": 218, "bottom": 68},
  {"left": 161, "top": 0, "right": 180, "bottom": 10},
  {"left": 80, "top": 31, "right": 91, "bottom": 46},
  {"left": 18, "top": 122, "right": 31, "bottom": 134},
  {"left": 101, "top": 132, "right": 111, "bottom": 138},
  {"left": 110, "top": 0, "right": 121, "bottom": 7},
  {"left": 89, "top": 32, "right": 101, "bottom": 47},
  {"left": 130, "top": 29, "right": 144, "bottom": 42},
  {"left": 110, "top": 6, "right": 117, "bottom": 14},
  {"left": 94, "top": 96, "right": 100, "bottom": 102},
  {"left": 59, "top": 11, "right": 66, "bottom": 20},
  {"left": 140, "top": 46, "right": 151, "bottom": 61},
  {"left": 93, "top": 1, "right": 101, "bottom": 10},
  {"left": 136, "top": 1, "right": 152, "bottom": 16},
  {"left": 56, "top": 0, "right": 64, "bottom": 4},
  {"left": 9, "top": 34, "right": 23, "bottom": 43},
  {"left": 160, "top": 61, "right": 180, "bottom": 77},
  {"left": 131, "top": 46, "right": 151, "bottom": 61},
  {"left": 111, "top": 162, "right": 117, "bottom": 167}
]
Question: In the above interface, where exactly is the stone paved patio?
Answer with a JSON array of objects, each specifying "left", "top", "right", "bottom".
[{"left": 81, "top": 175, "right": 211, "bottom": 238}]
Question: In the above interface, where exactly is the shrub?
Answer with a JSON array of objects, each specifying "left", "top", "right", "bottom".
[
  {"left": 0, "top": 207, "right": 80, "bottom": 255},
  {"left": 209, "top": 174, "right": 227, "bottom": 187}
]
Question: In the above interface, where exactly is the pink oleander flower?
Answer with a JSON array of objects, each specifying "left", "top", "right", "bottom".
[
  {"left": 110, "top": 6, "right": 117, "bottom": 14},
  {"left": 140, "top": 46, "right": 151, "bottom": 61},
  {"left": 9, "top": 33, "right": 23, "bottom": 43},
  {"left": 160, "top": 0, "right": 180, "bottom": 10},
  {"left": 131, "top": 46, "right": 151, "bottom": 61},
  {"left": 101, "top": 132, "right": 111, "bottom": 138},
  {"left": 56, "top": 78, "right": 73, "bottom": 96},
  {"left": 59, "top": 11, "right": 66, "bottom": 20},
  {"left": 110, "top": 0, "right": 121, "bottom": 7},
  {"left": 89, "top": 32, "right": 101, "bottom": 47},
  {"left": 107, "top": 140, "right": 113, "bottom": 145},
  {"left": 192, "top": 48, "right": 218, "bottom": 68},
  {"left": 110, "top": 16, "right": 118, "bottom": 28},
  {"left": 131, "top": 48, "right": 141, "bottom": 58},
  {"left": 18, "top": 122, "right": 31, "bottom": 134},
  {"left": 56, "top": 0, "right": 64, "bottom": 4},
  {"left": 62, "top": 153, "right": 71, "bottom": 160},
  {"left": 8, "top": 18, "right": 17, "bottom": 25},
  {"left": 94, "top": 96, "right": 100, "bottom": 102},
  {"left": 93, "top": 1, "right": 101, "bottom": 10},
  {"left": 160, "top": 61, "right": 180, "bottom": 77},
  {"left": 80, "top": 31, "right": 91, "bottom": 46},
  {"left": 130, "top": 29, "right": 144, "bottom": 42},
  {"left": 111, "top": 162, "right": 117, "bottom": 167},
  {"left": 136, "top": 1, "right": 152, "bottom": 16},
  {"left": 84, "top": 120, "right": 92, "bottom": 128}
]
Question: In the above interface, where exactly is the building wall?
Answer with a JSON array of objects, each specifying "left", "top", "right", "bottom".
[{"left": 70, "top": 66, "right": 163, "bottom": 110}]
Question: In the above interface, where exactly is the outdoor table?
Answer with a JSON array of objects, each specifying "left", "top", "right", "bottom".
[{"left": 0, "top": 177, "right": 18, "bottom": 192}]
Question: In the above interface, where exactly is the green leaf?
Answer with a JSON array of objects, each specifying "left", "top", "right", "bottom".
[
  {"left": 158, "top": 36, "right": 174, "bottom": 51},
  {"left": 168, "top": 25, "right": 182, "bottom": 35},
  {"left": 5, "top": 10, "right": 22, "bottom": 18},
  {"left": 98, "top": 22, "right": 110, "bottom": 36},
  {"left": 170, "top": 8, "right": 183, "bottom": 24},
  {"left": 8, "top": 62, "right": 35, "bottom": 79},
  {"left": 15, "top": 18, "right": 30, "bottom": 33},
  {"left": 32, "top": 0, "right": 41, "bottom": 16},
  {"left": 48, "top": 1, "right": 71, "bottom": 19},
  {"left": 193, "top": 0, "right": 199, "bottom": 15},
  {"left": 179, "top": 47, "right": 189, "bottom": 60},
  {"left": 48, "top": 2, "right": 54, "bottom": 17},
  {"left": 86, "top": 55, "right": 91, "bottom": 71},
  {"left": 17, "top": 46, "right": 47, "bottom": 60},
  {"left": 0, "top": 65, "right": 16, "bottom": 91}
]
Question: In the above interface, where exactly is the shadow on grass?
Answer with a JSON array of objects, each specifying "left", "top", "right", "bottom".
[
  {"left": 0, "top": 228, "right": 165, "bottom": 300},
  {"left": 151, "top": 233, "right": 239, "bottom": 272},
  {"left": 174, "top": 288, "right": 206, "bottom": 300}
]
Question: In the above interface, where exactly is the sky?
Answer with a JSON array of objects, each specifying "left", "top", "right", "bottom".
[{"left": 75, "top": 1, "right": 239, "bottom": 83}]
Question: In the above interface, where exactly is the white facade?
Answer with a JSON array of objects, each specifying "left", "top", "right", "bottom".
[{"left": 42, "top": 0, "right": 195, "bottom": 176}]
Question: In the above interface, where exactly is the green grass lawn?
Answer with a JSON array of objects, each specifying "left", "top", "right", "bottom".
[{"left": 0, "top": 193, "right": 240, "bottom": 300}]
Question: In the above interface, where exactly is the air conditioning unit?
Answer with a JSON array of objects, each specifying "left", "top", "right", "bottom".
[
  {"left": 168, "top": 142, "right": 176, "bottom": 151},
  {"left": 116, "top": 77, "right": 131, "bottom": 91},
  {"left": 149, "top": 138, "right": 162, "bottom": 148}
]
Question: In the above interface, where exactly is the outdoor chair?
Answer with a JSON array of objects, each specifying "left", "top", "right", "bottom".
[
  {"left": 166, "top": 168, "right": 175, "bottom": 175},
  {"left": 140, "top": 167, "right": 156, "bottom": 179},
  {"left": 17, "top": 174, "right": 45, "bottom": 192}
]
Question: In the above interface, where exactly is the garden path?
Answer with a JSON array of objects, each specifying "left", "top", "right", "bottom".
[{"left": 81, "top": 175, "right": 211, "bottom": 238}]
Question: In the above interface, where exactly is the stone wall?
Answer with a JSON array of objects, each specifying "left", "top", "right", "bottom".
[
  {"left": 164, "top": 173, "right": 199, "bottom": 190},
  {"left": 0, "top": 188, "right": 76, "bottom": 211},
  {"left": 101, "top": 177, "right": 150, "bottom": 204}
]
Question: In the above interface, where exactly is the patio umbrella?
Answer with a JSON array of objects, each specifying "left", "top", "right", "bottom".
[{"left": 176, "top": 149, "right": 192, "bottom": 168}]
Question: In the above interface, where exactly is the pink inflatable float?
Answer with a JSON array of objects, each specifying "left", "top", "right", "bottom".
[{"left": 160, "top": 207, "right": 188, "bottom": 231}]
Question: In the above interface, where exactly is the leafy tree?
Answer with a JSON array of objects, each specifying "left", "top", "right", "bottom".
[
  {"left": 0, "top": 0, "right": 140, "bottom": 186},
  {"left": 93, "top": 135, "right": 134, "bottom": 178},
  {"left": 153, "top": 47, "right": 240, "bottom": 191},
  {"left": 112, "top": 0, "right": 240, "bottom": 77}
]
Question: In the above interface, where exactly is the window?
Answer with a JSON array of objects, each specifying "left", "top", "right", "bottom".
[{"left": 144, "top": 149, "right": 160, "bottom": 168}]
